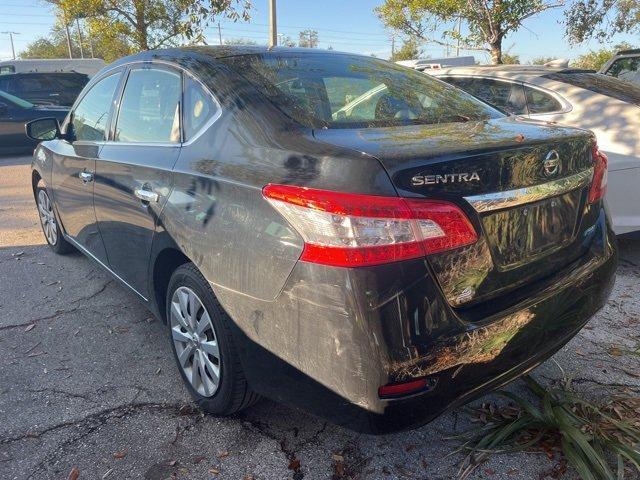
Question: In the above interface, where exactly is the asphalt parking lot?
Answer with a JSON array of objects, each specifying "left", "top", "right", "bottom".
[{"left": 0, "top": 154, "right": 639, "bottom": 480}]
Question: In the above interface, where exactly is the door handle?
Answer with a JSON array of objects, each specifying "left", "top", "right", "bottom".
[
  {"left": 134, "top": 187, "right": 159, "bottom": 203},
  {"left": 79, "top": 171, "right": 94, "bottom": 183}
]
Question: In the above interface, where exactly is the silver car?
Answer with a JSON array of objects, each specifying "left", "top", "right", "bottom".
[{"left": 430, "top": 65, "right": 640, "bottom": 234}]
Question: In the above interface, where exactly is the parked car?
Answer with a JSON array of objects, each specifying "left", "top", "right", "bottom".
[
  {"left": 0, "top": 90, "right": 68, "bottom": 154},
  {"left": 27, "top": 47, "right": 616, "bottom": 433},
  {"left": 0, "top": 58, "right": 105, "bottom": 77},
  {"left": 0, "top": 72, "right": 89, "bottom": 107},
  {"left": 600, "top": 48, "right": 640, "bottom": 86},
  {"left": 429, "top": 65, "right": 640, "bottom": 234}
]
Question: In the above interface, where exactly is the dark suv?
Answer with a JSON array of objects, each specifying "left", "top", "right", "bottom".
[
  {"left": 0, "top": 72, "right": 88, "bottom": 106},
  {"left": 27, "top": 47, "right": 617, "bottom": 433}
]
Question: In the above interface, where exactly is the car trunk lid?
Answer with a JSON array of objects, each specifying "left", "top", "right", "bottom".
[{"left": 313, "top": 117, "right": 596, "bottom": 307}]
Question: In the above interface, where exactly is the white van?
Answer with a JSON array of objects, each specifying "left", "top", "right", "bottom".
[{"left": 0, "top": 58, "right": 105, "bottom": 77}]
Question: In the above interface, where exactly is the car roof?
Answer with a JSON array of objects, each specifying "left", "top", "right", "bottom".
[
  {"left": 431, "top": 64, "right": 594, "bottom": 79},
  {"left": 107, "top": 45, "right": 359, "bottom": 70},
  {"left": 615, "top": 49, "right": 640, "bottom": 56}
]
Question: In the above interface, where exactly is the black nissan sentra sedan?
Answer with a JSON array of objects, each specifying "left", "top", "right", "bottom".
[{"left": 26, "top": 47, "right": 616, "bottom": 433}]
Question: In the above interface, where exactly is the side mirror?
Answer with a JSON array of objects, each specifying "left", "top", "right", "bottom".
[{"left": 25, "top": 117, "right": 61, "bottom": 141}]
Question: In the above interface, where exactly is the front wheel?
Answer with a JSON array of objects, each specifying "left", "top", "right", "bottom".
[
  {"left": 166, "top": 263, "right": 259, "bottom": 415},
  {"left": 36, "top": 185, "right": 74, "bottom": 254}
]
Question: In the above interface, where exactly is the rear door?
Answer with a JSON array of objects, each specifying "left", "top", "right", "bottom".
[
  {"left": 94, "top": 64, "right": 182, "bottom": 298},
  {"left": 442, "top": 77, "right": 528, "bottom": 115},
  {"left": 50, "top": 70, "right": 124, "bottom": 263}
]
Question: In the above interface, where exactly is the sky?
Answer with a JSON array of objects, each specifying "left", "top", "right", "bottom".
[{"left": 0, "top": 0, "right": 637, "bottom": 63}]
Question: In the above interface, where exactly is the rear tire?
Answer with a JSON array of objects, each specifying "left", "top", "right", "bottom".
[
  {"left": 35, "top": 185, "right": 74, "bottom": 255},
  {"left": 166, "top": 263, "right": 260, "bottom": 415}
]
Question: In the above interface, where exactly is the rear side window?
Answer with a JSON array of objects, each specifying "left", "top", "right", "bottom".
[
  {"left": 543, "top": 72, "right": 640, "bottom": 106},
  {"left": 0, "top": 66, "right": 14, "bottom": 75},
  {"left": 605, "top": 57, "right": 640, "bottom": 85},
  {"left": 220, "top": 53, "right": 501, "bottom": 129},
  {"left": 48, "top": 74, "right": 89, "bottom": 92},
  {"left": 10, "top": 75, "right": 53, "bottom": 93},
  {"left": 524, "top": 86, "right": 562, "bottom": 114},
  {"left": 444, "top": 77, "right": 527, "bottom": 115},
  {"left": 115, "top": 68, "right": 181, "bottom": 143},
  {"left": 183, "top": 75, "right": 219, "bottom": 141},
  {"left": 72, "top": 72, "right": 122, "bottom": 142}
]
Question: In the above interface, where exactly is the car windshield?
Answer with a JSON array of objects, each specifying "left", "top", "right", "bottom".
[
  {"left": 0, "top": 90, "right": 33, "bottom": 109},
  {"left": 543, "top": 72, "right": 640, "bottom": 106},
  {"left": 220, "top": 52, "right": 502, "bottom": 129}
]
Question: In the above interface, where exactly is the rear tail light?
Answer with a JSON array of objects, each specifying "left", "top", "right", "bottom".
[
  {"left": 378, "top": 378, "right": 430, "bottom": 398},
  {"left": 262, "top": 184, "right": 477, "bottom": 268},
  {"left": 589, "top": 141, "right": 608, "bottom": 204}
]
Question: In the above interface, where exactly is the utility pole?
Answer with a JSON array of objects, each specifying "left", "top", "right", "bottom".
[
  {"left": 87, "top": 30, "right": 94, "bottom": 58},
  {"left": 75, "top": 18, "right": 84, "bottom": 58},
  {"left": 1, "top": 31, "right": 19, "bottom": 60},
  {"left": 391, "top": 35, "right": 395, "bottom": 58},
  {"left": 217, "top": 22, "right": 222, "bottom": 45},
  {"left": 64, "top": 21, "right": 73, "bottom": 58},
  {"left": 456, "top": 17, "right": 462, "bottom": 57},
  {"left": 268, "top": 0, "right": 277, "bottom": 47}
]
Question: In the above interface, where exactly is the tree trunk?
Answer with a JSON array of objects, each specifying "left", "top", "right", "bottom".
[
  {"left": 490, "top": 41, "right": 502, "bottom": 64},
  {"left": 134, "top": 1, "right": 148, "bottom": 50}
]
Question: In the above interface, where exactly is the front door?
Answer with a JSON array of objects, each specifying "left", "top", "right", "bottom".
[
  {"left": 94, "top": 65, "right": 182, "bottom": 298},
  {"left": 50, "top": 71, "right": 124, "bottom": 263}
]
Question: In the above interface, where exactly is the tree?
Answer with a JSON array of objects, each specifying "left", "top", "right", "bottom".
[
  {"left": 20, "top": 20, "right": 133, "bottom": 62},
  {"left": 375, "top": 0, "right": 562, "bottom": 64},
  {"left": 501, "top": 53, "right": 520, "bottom": 64},
  {"left": 565, "top": 0, "right": 640, "bottom": 44},
  {"left": 279, "top": 35, "right": 296, "bottom": 47},
  {"left": 529, "top": 56, "right": 555, "bottom": 64},
  {"left": 390, "top": 37, "right": 422, "bottom": 61},
  {"left": 50, "top": 0, "right": 252, "bottom": 51},
  {"left": 298, "top": 29, "right": 318, "bottom": 48},
  {"left": 571, "top": 42, "right": 635, "bottom": 70},
  {"left": 224, "top": 37, "right": 258, "bottom": 45}
]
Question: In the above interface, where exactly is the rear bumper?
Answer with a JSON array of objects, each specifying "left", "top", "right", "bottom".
[{"left": 217, "top": 210, "right": 617, "bottom": 433}]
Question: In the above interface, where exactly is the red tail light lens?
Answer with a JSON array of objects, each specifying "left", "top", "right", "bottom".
[
  {"left": 378, "top": 378, "right": 429, "bottom": 398},
  {"left": 589, "top": 141, "right": 608, "bottom": 204},
  {"left": 263, "top": 184, "right": 477, "bottom": 268}
]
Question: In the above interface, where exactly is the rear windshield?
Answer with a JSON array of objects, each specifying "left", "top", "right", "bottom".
[
  {"left": 543, "top": 72, "right": 640, "bottom": 106},
  {"left": 220, "top": 53, "right": 502, "bottom": 129}
]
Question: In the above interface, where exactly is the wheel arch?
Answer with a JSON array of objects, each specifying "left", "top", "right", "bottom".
[
  {"left": 31, "top": 168, "right": 43, "bottom": 196},
  {"left": 149, "top": 233, "right": 193, "bottom": 323}
]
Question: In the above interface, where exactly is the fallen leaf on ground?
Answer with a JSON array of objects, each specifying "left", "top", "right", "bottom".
[
  {"left": 193, "top": 456, "right": 207, "bottom": 464},
  {"left": 208, "top": 468, "right": 220, "bottom": 475},
  {"left": 217, "top": 451, "right": 229, "bottom": 459},
  {"left": 608, "top": 345, "right": 623, "bottom": 356},
  {"left": 24, "top": 324, "right": 35, "bottom": 332},
  {"left": 288, "top": 458, "right": 301, "bottom": 471},
  {"left": 113, "top": 449, "right": 127, "bottom": 459},
  {"left": 67, "top": 466, "right": 80, "bottom": 480},
  {"left": 102, "top": 469, "right": 113, "bottom": 479},
  {"left": 167, "top": 460, "right": 178, "bottom": 466}
]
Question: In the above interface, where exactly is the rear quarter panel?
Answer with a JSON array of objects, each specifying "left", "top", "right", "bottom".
[{"left": 159, "top": 66, "right": 395, "bottom": 301}]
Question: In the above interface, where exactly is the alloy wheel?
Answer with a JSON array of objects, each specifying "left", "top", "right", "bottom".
[
  {"left": 170, "top": 286, "right": 221, "bottom": 397},
  {"left": 37, "top": 189, "right": 57, "bottom": 245}
]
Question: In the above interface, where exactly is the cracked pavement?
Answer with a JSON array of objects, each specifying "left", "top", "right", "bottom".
[{"left": 1, "top": 154, "right": 639, "bottom": 480}]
